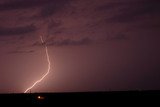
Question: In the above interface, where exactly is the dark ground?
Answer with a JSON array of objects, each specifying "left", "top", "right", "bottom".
[{"left": 0, "top": 91, "right": 159, "bottom": 106}]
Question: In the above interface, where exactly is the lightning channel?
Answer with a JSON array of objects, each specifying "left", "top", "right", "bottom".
[{"left": 24, "top": 36, "right": 51, "bottom": 93}]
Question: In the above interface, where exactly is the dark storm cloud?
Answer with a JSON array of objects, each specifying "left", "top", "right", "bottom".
[
  {"left": 33, "top": 37, "right": 92, "bottom": 47},
  {"left": 0, "top": 25, "right": 36, "bottom": 36},
  {"left": 106, "top": 34, "right": 129, "bottom": 41},
  {"left": 0, "top": 0, "right": 58, "bottom": 11},
  {"left": 95, "top": 2, "right": 126, "bottom": 11},
  {"left": 48, "top": 37, "right": 91, "bottom": 46},
  {"left": 98, "top": 0, "right": 160, "bottom": 23},
  {"left": 39, "top": 0, "right": 70, "bottom": 18},
  {"left": 47, "top": 20, "right": 62, "bottom": 30},
  {"left": 8, "top": 50, "right": 34, "bottom": 54},
  {"left": 0, "top": 0, "right": 71, "bottom": 18}
]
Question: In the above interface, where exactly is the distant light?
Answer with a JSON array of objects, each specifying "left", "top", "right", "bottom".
[{"left": 37, "top": 95, "right": 45, "bottom": 100}]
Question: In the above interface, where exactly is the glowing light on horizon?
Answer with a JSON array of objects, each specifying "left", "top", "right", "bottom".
[{"left": 24, "top": 36, "right": 51, "bottom": 93}]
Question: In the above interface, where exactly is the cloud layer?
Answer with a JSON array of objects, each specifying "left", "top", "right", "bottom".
[
  {"left": 0, "top": 0, "right": 159, "bottom": 47},
  {"left": 0, "top": 25, "right": 36, "bottom": 36},
  {"left": 33, "top": 37, "right": 92, "bottom": 47}
]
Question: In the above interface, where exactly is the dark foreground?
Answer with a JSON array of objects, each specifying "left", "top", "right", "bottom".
[{"left": 0, "top": 91, "right": 159, "bottom": 106}]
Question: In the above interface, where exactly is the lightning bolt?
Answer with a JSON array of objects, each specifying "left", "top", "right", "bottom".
[{"left": 24, "top": 36, "right": 51, "bottom": 93}]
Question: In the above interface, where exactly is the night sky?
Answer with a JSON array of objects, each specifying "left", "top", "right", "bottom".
[{"left": 0, "top": 0, "right": 160, "bottom": 93}]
